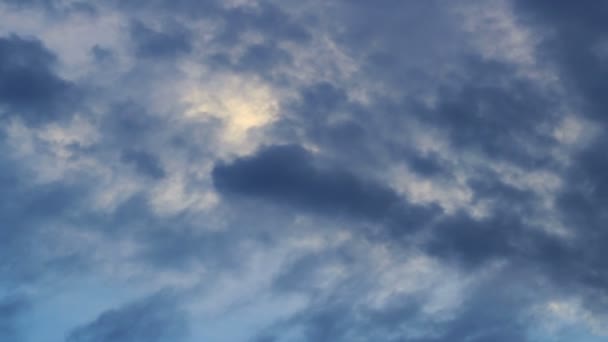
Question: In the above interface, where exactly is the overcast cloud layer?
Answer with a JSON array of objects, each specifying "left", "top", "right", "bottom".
[{"left": 1, "top": 1, "right": 608, "bottom": 341}]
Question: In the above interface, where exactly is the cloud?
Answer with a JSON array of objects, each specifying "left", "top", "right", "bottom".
[
  {"left": 0, "top": 34, "right": 77, "bottom": 125},
  {"left": 129, "top": 20, "right": 192, "bottom": 60},
  {"left": 120, "top": 148, "right": 166, "bottom": 179},
  {"left": 1, "top": 1, "right": 608, "bottom": 341},
  {"left": 66, "top": 291, "right": 188, "bottom": 342},
  {"left": 255, "top": 270, "right": 534, "bottom": 342},
  {"left": 512, "top": 0, "right": 608, "bottom": 120},
  {"left": 0, "top": 295, "right": 29, "bottom": 342},
  {"left": 212, "top": 144, "right": 440, "bottom": 232}
]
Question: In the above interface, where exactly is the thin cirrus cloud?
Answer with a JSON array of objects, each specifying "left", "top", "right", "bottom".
[{"left": 1, "top": 0, "right": 608, "bottom": 341}]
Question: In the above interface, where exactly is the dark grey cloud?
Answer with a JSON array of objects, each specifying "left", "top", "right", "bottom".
[
  {"left": 236, "top": 42, "right": 292, "bottom": 72},
  {"left": 90, "top": 45, "right": 114, "bottom": 64},
  {"left": 129, "top": 20, "right": 193, "bottom": 60},
  {"left": 405, "top": 151, "right": 445, "bottom": 177},
  {"left": 546, "top": 135, "right": 608, "bottom": 295},
  {"left": 278, "top": 61, "right": 559, "bottom": 174},
  {"left": 412, "top": 59, "right": 559, "bottom": 165},
  {"left": 513, "top": 0, "right": 608, "bottom": 121},
  {"left": 0, "top": 34, "right": 78, "bottom": 125},
  {"left": 510, "top": 0, "right": 608, "bottom": 230},
  {"left": 505, "top": 0, "right": 608, "bottom": 307},
  {"left": 66, "top": 291, "right": 188, "bottom": 342},
  {"left": 212, "top": 144, "right": 440, "bottom": 233},
  {"left": 271, "top": 82, "right": 384, "bottom": 169},
  {"left": 423, "top": 210, "right": 573, "bottom": 273},
  {"left": 120, "top": 148, "right": 166, "bottom": 179}
]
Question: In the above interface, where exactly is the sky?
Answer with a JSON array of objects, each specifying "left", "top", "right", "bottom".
[{"left": 1, "top": 0, "right": 608, "bottom": 341}]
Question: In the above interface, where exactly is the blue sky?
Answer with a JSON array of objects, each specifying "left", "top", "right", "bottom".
[{"left": 1, "top": 1, "right": 608, "bottom": 341}]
